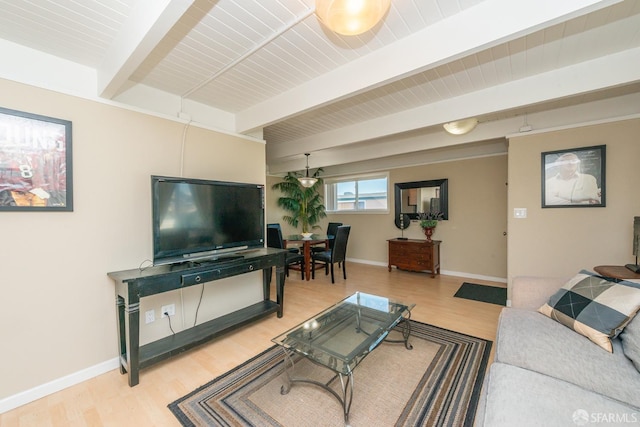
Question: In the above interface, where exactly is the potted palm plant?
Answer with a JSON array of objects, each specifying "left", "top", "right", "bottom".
[
  {"left": 417, "top": 211, "right": 444, "bottom": 242},
  {"left": 271, "top": 171, "right": 326, "bottom": 236}
]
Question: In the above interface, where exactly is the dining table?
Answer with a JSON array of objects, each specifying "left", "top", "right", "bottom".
[{"left": 283, "top": 234, "right": 331, "bottom": 281}]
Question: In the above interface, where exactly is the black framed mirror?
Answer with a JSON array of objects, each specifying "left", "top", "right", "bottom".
[{"left": 394, "top": 179, "right": 448, "bottom": 221}]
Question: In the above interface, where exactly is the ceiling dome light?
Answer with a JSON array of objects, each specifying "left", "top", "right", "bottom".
[
  {"left": 298, "top": 153, "right": 318, "bottom": 188},
  {"left": 443, "top": 118, "right": 479, "bottom": 135},
  {"left": 316, "top": 0, "right": 391, "bottom": 36}
]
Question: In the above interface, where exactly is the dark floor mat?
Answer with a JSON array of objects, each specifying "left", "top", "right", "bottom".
[{"left": 454, "top": 282, "right": 507, "bottom": 306}]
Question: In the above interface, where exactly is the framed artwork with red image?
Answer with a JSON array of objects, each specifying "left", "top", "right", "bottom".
[{"left": 0, "top": 107, "right": 73, "bottom": 211}]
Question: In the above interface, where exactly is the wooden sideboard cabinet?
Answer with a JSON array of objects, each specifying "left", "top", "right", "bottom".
[{"left": 388, "top": 238, "right": 441, "bottom": 278}]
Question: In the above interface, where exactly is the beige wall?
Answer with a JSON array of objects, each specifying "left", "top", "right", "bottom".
[
  {"left": 269, "top": 117, "right": 640, "bottom": 291},
  {"left": 0, "top": 79, "right": 266, "bottom": 400},
  {"left": 268, "top": 155, "right": 508, "bottom": 280},
  {"left": 508, "top": 118, "right": 640, "bottom": 284},
  {"left": 7, "top": 73, "right": 636, "bottom": 406}
]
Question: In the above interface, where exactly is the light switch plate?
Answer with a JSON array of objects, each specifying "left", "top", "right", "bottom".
[{"left": 514, "top": 208, "right": 527, "bottom": 218}]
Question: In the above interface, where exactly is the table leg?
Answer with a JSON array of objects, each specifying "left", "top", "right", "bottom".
[
  {"left": 397, "top": 317, "right": 414, "bottom": 350},
  {"left": 116, "top": 295, "right": 127, "bottom": 374},
  {"left": 276, "top": 264, "right": 285, "bottom": 317},
  {"left": 384, "top": 311, "right": 414, "bottom": 350},
  {"left": 263, "top": 267, "right": 271, "bottom": 300},
  {"left": 303, "top": 241, "right": 311, "bottom": 281},
  {"left": 124, "top": 296, "right": 141, "bottom": 386},
  {"left": 279, "top": 348, "right": 354, "bottom": 423}
]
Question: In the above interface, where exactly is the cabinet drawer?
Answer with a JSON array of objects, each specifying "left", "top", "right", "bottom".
[
  {"left": 182, "top": 270, "right": 221, "bottom": 285},
  {"left": 391, "top": 253, "right": 431, "bottom": 263},
  {"left": 390, "top": 244, "right": 430, "bottom": 256},
  {"left": 395, "top": 261, "right": 432, "bottom": 272},
  {"left": 389, "top": 254, "right": 406, "bottom": 265},
  {"left": 413, "top": 251, "right": 431, "bottom": 261},
  {"left": 388, "top": 239, "right": 440, "bottom": 275},
  {"left": 181, "top": 258, "right": 269, "bottom": 286},
  {"left": 411, "top": 260, "right": 430, "bottom": 269}
]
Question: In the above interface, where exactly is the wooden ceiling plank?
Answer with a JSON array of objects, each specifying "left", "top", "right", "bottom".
[
  {"left": 267, "top": 46, "right": 640, "bottom": 161},
  {"left": 236, "top": 0, "right": 622, "bottom": 133}
]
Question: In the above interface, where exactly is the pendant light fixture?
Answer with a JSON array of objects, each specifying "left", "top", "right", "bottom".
[
  {"left": 298, "top": 153, "right": 318, "bottom": 188},
  {"left": 443, "top": 118, "right": 479, "bottom": 135},
  {"left": 315, "top": 0, "right": 391, "bottom": 36}
]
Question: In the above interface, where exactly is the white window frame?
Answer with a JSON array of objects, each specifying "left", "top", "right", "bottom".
[{"left": 324, "top": 172, "right": 390, "bottom": 214}]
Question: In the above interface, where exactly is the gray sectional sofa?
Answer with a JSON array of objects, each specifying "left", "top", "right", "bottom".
[{"left": 475, "top": 276, "right": 640, "bottom": 426}]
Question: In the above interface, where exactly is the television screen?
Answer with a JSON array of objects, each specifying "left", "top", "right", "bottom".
[{"left": 152, "top": 176, "right": 264, "bottom": 265}]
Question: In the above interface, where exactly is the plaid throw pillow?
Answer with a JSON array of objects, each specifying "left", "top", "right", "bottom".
[{"left": 538, "top": 271, "right": 640, "bottom": 352}]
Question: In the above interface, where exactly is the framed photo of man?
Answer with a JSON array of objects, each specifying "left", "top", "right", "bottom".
[
  {"left": 541, "top": 145, "right": 605, "bottom": 208},
  {"left": 0, "top": 107, "right": 73, "bottom": 211}
]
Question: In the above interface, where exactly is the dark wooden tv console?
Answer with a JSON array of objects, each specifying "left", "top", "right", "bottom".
[{"left": 107, "top": 248, "right": 287, "bottom": 386}]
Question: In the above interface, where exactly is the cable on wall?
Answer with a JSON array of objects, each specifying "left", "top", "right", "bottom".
[
  {"left": 193, "top": 284, "right": 205, "bottom": 327},
  {"left": 178, "top": 96, "right": 192, "bottom": 325},
  {"left": 179, "top": 112, "right": 192, "bottom": 178}
]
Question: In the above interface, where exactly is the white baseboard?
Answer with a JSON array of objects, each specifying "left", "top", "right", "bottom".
[
  {"left": 348, "top": 258, "right": 387, "bottom": 267},
  {"left": 0, "top": 357, "right": 120, "bottom": 414},
  {"left": 441, "top": 269, "right": 507, "bottom": 284},
  {"left": 348, "top": 258, "right": 507, "bottom": 283}
]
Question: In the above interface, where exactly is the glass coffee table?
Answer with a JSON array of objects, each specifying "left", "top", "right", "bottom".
[{"left": 272, "top": 292, "right": 415, "bottom": 424}]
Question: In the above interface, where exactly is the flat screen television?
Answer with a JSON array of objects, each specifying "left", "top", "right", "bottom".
[{"left": 151, "top": 175, "right": 265, "bottom": 265}]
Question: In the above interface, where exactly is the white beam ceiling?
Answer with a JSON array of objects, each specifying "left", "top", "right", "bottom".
[
  {"left": 268, "top": 90, "right": 640, "bottom": 175},
  {"left": 267, "top": 46, "right": 640, "bottom": 164},
  {"left": 2, "top": 0, "right": 636, "bottom": 177},
  {"left": 236, "top": 0, "right": 622, "bottom": 134},
  {"left": 97, "top": 0, "right": 194, "bottom": 99}
]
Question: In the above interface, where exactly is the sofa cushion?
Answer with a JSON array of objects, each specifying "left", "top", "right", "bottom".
[
  {"left": 495, "top": 308, "right": 640, "bottom": 408},
  {"left": 476, "top": 363, "right": 639, "bottom": 427},
  {"left": 538, "top": 271, "right": 640, "bottom": 352},
  {"left": 620, "top": 313, "right": 640, "bottom": 372}
]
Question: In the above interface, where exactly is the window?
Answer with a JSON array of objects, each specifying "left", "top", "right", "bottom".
[{"left": 325, "top": 173, "right": 389, "bottom": 213}]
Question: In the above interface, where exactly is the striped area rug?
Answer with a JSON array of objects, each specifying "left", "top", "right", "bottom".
[{"left": 168, "top": 320, "right": 492, "bottom": 426}]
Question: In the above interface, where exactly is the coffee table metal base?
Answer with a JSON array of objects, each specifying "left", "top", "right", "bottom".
[
  {"left": 280, "top": 350, "right": 354, "bottom": 423},
  {"left": 279, "top": 319, "right": 413, "bottom": 424}
]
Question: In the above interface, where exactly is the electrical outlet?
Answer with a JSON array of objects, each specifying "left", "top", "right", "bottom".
[
  {"left": 145, "top": 310, "right": 155, "bottom": 324},
  {"left": 161, "top": 304, "right": 176, "bottom": 318}
]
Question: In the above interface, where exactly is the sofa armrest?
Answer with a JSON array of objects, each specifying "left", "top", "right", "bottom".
[{"left": 511, "top": 276, "right": 568, "bottom": 310}]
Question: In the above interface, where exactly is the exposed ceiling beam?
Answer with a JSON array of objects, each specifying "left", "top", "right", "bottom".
[
  {"left": 268, "top": 120, "right": 519, "bottom": 175},
  {"left": 267, "top": 46, "right": 640, "bottom": 162},
  {"left": 97, "top": 0, "right": 194, "bottom": 99},
  {"left": 237, "top": 0, "right": 621, "bottom": 133},
  {"left": 318, "top": 140, "right": 510, "bottom": 178},
  {"left": 268, "top": 90, "right": 640, "bottom": 175}
]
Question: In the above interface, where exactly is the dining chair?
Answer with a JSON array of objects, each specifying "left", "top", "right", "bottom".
[
  {"left": 267, "top": 223, "right": 300, "bottom": 254},
  {"left": 266, "top": 226, "right": 305, "bottom": 279},
  {"left": 326, "top": 222, "right": 343, "bottom": 249},
  {"left": 311, "top": 222, "right": 342, "bottom": 254},
  {"left": 311, "top": 225, "right": 351, "bottom": 283}
]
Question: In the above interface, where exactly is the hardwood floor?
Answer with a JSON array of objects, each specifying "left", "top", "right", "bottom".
[{"left": 0, "top": 263, "right": 505, "bottom": 426}]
